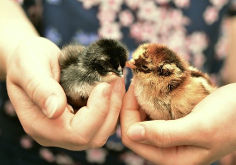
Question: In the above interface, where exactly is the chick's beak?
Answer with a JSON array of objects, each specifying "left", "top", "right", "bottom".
[{"left": 125, "top": 60, "right": 136, "bottom": 69}]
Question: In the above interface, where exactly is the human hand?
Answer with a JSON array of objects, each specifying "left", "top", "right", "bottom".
[
  {"left": 121, "top": 82, "right": 236, "bottom": 165},
  {"left": 7, "top": 37, "right": 125, "bottom": 150},
  {"left": 219, "top": 151, "right": 236, "bottom": 165}
]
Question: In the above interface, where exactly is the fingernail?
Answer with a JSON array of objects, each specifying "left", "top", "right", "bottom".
[
  {"left": 127, "top": 124, "right": 145, "bottom": 141},
  {"left": 43, "top": 95, "right": 59, "bottom": 118}
]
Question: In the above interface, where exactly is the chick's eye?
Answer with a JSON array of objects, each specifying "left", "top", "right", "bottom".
[
  {"left": 140, "top": 65, "right": 149, "bottom": 71},
  {"left": 158, "top": 65, "right": 171, "bottom": 76}
]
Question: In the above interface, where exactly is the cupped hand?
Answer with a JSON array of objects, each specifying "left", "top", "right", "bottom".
[
  {"left": 6, "top": 37, "right": 125, "bottom": 150},
  {"left": 121, "top": 82, "right": 236, "bottom": 165}
]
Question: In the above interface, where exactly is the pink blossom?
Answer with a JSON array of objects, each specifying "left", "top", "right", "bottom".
[
  {"left": 141, "top": 22, "right": 157, "bottom": 41},
  {"left": 130, "top": 22, "right": 143, "bottom": 41},
  {"left": 169, "top": 9, "right": 190, "bottom": 27},
  {"left": 97, "top": 8, "right": 116, "bottom": 24},
  {"left": 100, "top": 0, "right": 123, "bottom": 12},
  {"left": 188, "top": 32, "right": 208, "bottom": 54},
  {"left": 86, "top": 148, "right": 107, "bottom": 164},
  {"left": 124, "top": 0, "right": 144, "bottom": 9},
  {"left": 98, "top": 23, "right": 122, "bottom": 39},
  {"left": 210, "top": 0, "right": 228, "bottom": 9},
  {"left": 39, "top": 148, "right": 55, "bottom": 163},
  {"left": 173, "top": 0, "right": 190, "bottom": 8},
  {"left": 119, "top": 10, "right": 134, "bottom": 27},
  {"left": 203, "top": 6, "right": 219, "bottom": 24},
  {"left": 137, "top": 0, "right": 159, "bottom": 21},
  {"left": 4, "top": 101, "right": 16, "bottom": 117},
  {"left": 20, "top": 135, "right": 33, "bottom": 149},
  {"left": 166, "top": 29, "right": 187, "bottom": 53}
]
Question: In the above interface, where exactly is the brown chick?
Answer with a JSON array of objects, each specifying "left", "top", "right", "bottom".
[{"left": 126, "top": 43, "right": 216, "bottom": 120}]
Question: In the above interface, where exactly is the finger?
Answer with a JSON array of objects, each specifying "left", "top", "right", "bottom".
[
  {"left": 70, "top": 82, "right": 112, "bottom": 142},
  {"left": 7, "top": 81, "right": 83, "bottom": 149},
  {"left": 7, "top": 81, "right": 67, "bottom": 143},
  {"left": 9, "top": 38, "right": 66, "bottom": 118},
  {"left": 120, "top": 82, "right": 141, "bottom": 130},
  {"left": 16, "top": 74, "right": 66, "bottom": 118},
  {"left": 120, "top": 82, "right": 144, "bottom": 147},
  {"left": 126, "top": 115, "right": 210, "bottom": 148},
  {"left": 91, "top": 78, "right": 125, "bottom": 146}
]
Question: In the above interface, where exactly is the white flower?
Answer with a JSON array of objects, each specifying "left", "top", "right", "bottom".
[{"left": 86, "top": 148, "right": 107, "bottom": 164}]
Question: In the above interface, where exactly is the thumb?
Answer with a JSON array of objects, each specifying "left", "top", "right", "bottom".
[
  {"left": 127, "top": 116, "right": 206, "bottom": 147},
  {"left": 7, "top": 37, "right": 67, "bottom": 118},
  {"left": 22, "top": 75, "right": 67, "bottom": 118}
]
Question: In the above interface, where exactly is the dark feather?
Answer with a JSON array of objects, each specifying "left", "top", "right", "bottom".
[{"left": 59, "top": 39, "right": 128, "bottom": 110}]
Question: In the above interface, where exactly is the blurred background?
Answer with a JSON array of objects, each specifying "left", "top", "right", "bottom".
[{"left": 0, "top": 0, "right": 235, "bottom": 164}]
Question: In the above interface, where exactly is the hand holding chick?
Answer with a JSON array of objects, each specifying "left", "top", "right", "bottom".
[
  {"left": 59, "top": 39, "right": 128, "bottom": 110},
  {"left": 126, "top": 43, "right": 216, "bottom": 120}
]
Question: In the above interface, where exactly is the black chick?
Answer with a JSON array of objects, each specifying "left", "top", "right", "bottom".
[{"left": 59, "top": 39, "right": 128, "bottom": 110}]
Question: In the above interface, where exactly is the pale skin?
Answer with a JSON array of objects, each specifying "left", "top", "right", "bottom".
[
  {"left": 2, "top": 0, "right": 236, "bottom": 164},
  {"left": 0, "top": 0, "right": 125, "bottom": 150},
  {"left": 121, "top": 82, "right": 236, "bottom": 165}
]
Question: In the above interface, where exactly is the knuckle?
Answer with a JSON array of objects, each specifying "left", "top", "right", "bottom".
[
  {"left": 76, "top": 135, "right": 90, "bottom": 146},
  {"left": 25, "top": 78, "right": 43, "bottom": 105}
]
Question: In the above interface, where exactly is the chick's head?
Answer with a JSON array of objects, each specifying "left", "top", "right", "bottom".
[
  {"left": 84, "top": 39, "right": 128, "bottom": 82},
  {"left": 127, "top": 43, "right": 190, "bottom": 93}
]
